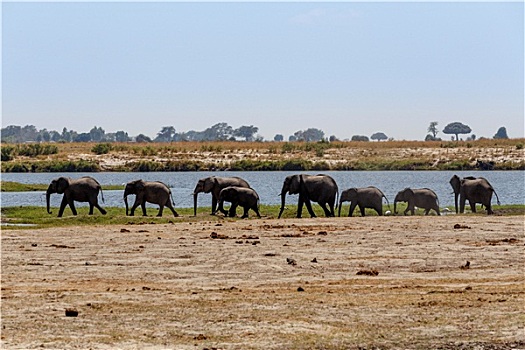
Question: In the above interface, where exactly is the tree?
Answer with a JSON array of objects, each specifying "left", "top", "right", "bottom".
[
  {"left": 234, "top": 125, "right": 259, "bottom": 141},
  {"left": 427, "top": 122, "right": 439, "bottom": 138},
  {"left": 115, "top": 131, "right": 131, "bottom": 142},
  {"left": 73, "top": 133, "right": 91, "bottom": 142},
  {"left": 274, "top": 134, "right": 284, "bottom": 142},
  {"left": 202, "top": 123, "right": 234, "bottom": 141},
  {"left": 351, "top": 135, "right": 369, "bottom": 142},
  {"left": 442, "top": 122, "right": 472, "bottom": 141},
  {"left": 329, "top": 135, "right": 339, "bottom": 142},
  {"left": 370, "top": 132, "right": 388, "bottom": 141},
  {"left": 293, "top": 128, "right": 324, "bottom": 142},
  {"left": 154, "top": 126, "right": 176, "bottom": 142},
  {"left": 493, "top": 127, "right": 509, "bottom": 139},
  {"left": 89, "top": 126, "right": 105, "bottom": 142},
  {"left": 135, "top": 134, "right": 152, "bottom": 143}
]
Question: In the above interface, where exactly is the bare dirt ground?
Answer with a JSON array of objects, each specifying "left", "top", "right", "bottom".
[{"left": 2, "top": 215, "right": 524, "bottom": 349}]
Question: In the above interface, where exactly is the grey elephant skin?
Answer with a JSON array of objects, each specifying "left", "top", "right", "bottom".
[
  {"left": 193, "top": 176, "right": 250, "bottom": 216},
  {"left": 449, "top": 175, "right": 500, "bottom": 215},
  {"left": 218, "top": 186, "right": 261, "bottom": 219},
  {"left": 394, "top": 188, "right": 440, "bottom": 215},
  {"left": 278, "top": 174, "right": 338, "bottom": 218},
  {"left": 339, "top": 186, "right": 389, "bottom": 217},
  {"left": 46, "top": 176, "right": 106, "bottom": 217},
  {"left": 124, "top": 180, "right": 179, "bottom": 217}
]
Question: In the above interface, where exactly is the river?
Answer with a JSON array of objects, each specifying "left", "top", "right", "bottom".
[{"left": 1, "top": 171, "right": 523, "bottom": 210}]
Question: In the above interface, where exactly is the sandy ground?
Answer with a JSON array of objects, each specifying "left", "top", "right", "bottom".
[{"left": 1, "top": 215, "right": 524, "bottom": 349}]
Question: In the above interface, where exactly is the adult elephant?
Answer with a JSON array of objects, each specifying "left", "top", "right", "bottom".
[
  {"left": 449, "top": 175, "right": 500, "bottom": 215},
  {"left": 218, "top": 186, "right": 261, "bottom": 219},
  {"left": 394, "top": 188, "right": 440, "bottom": 216},
  {"left": 278, "top": 174, "right": 338, "bottom": 219},
  {"left": 124, "top": 180, "right": 179, "bottom": 217},
  {"left": 193, "top": 176, "right": 250, "bottom": 216},
  {"left": 46, "top": 176, "right": 106, "bottom": 217},
  {"left": 338, "top": 186, "right": 389, "bottom": 217}
]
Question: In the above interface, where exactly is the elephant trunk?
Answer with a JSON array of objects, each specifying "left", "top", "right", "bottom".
[
  {"left": 338, "top": 201, "right": 342, "bottom": 217},
  {"left": 394, "top": 200, "right": 398, "bottom": 214},
  {"left": 278, "top": 190, "right": 286, "bottom": 219},
  {"left": 454, "top": 192, "right": 459, "bottom": 214},
  {"left": 124, "top": 195, "right": 129, "bottom": 216},
  {"left": 193, "top": 192, "right": 199, "bottom": 216},
  {"left": 46, "top": 188, "right": 53, "bottom": 214},
  {"left": 123, "top": 188, "right": 130, "bottom": 216}
]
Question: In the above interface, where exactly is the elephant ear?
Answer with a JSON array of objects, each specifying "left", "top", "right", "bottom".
[
  {"left": 135, "top": 180, "right": 145, "bottom": 190},
  {"left": 449, "top": 175, "right": 461, "bottom": 193},
  {"left": 56, "top": 177, "right": 69, "bottom": 194},
  {"left": 203, "top": 177, "right": 216, "bottom": 192}
]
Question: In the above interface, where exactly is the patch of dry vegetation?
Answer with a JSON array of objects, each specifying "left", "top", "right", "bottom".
[
  {"left": 1, "top": 216, "right": 524, "bottom": 349},
  {"left": 2, "top": 139, "right": 524, "bottom": 171}
]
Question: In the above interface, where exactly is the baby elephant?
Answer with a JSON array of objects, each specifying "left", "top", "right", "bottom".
[
  {"left": 339, "top": 186, "right": 389, "bottom": 217},
  {"left": 124, "top": 180, "right": 179, "bottom": 217},
  {"left": 394, "top": 188, "right": 440, "bottom": 216},
  {"left": 218, "top": 186, "right": 261, "bottom": 219}
]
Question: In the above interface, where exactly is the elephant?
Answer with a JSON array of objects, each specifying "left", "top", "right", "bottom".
[
  {"left": 338, "top": 186, "right": 390, "bottom": 217},
  {"left": 193, "top": 176, "right": 250, "bottom": 216},
  {"left": 46, "top": 176, "right": 106, "bottom": 217},
  {"left": 449, "top": 175, "right": 501, "bottom": 215},
  {"left": 278, "top": 174, "right": 338, "bottom": 219},
  {"left": 124, "top": 180, "right": 179, "bottom": 217},
  {"left": 394, "top": 188, "right": 440, "bottom": 216},
  {"left": 218, "top": 186, "right": 261, "bottom": 219}
]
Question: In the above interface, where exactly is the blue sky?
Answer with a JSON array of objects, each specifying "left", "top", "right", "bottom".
[{"left": 2, "top": 2, "right": 523, "bottom": 140}]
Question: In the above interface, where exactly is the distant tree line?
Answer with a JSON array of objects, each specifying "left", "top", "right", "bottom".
[
  {"left": 425, "top": 122, "right": 510, "bottom": 141},
  {"left": 0, "top": 121, "right": 513, "bottom": 144}
]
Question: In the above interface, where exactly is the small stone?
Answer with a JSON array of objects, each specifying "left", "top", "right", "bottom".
[{"left": 65, "top": 309, "right": 78, "bottom": 317}]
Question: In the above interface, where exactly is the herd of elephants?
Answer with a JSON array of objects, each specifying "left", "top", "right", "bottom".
[{"left": 45, "top": 173, "right": 501, "bottom": 219}]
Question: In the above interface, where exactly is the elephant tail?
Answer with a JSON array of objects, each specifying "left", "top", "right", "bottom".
[
  {"left": 170, "top": 190, "right": 176, "bottom": 206},
  {"left": 99, "top": 187, "right": 105, "bottom": 203},
  {"left": 381, "top": 191, "right": 391, "bottom": 210},
  {"left": 493, "top": 188, "right": 501, "bottom": 206}
]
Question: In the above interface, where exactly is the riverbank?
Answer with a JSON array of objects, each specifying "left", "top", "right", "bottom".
[
  {"left": 2, "top": 215, "right": 523, "bottom": 349},
  {"left": 2, "top": 139, "right": 524, "bottom": 172}
]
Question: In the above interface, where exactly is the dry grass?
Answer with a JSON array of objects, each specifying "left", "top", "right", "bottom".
[
  {"left": 2, "top": 139, "right": 524, "bottom": 171},
  {"left": 2, "top": 215, "right": 524, "bottom": 349}
]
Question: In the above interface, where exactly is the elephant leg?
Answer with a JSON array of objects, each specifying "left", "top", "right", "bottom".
[
  {"left": 58, "top": 196, "right": 69, "bottom": 217},
  {"left": 216, "top": 197, "right": 229, "bottom": 216},
  {"left": 349, "top": 203, "right": 357, "bottom": 217},
  {"left": 94, "top": 202, "right": 107, "bottom": 215},
  {"left": 68, "top": 198, "right": 77, "bottom": 216},
  {"left": 359, "top": 205, "right": 366, "bottom": 217},
  {"left": 319, "top": 202, "right": 331, "bottom": 217},
  {"left": 328, "top": 202, "right": 335, "bottom": 217},
  {"left": 424, "top": 209, "right": 430, "bottom": 215},
  {"left": 486, "top": 203, "right": 493, "bottom": 215},
  {"left": 157, "top": 205, "right": 164, "bottom": 217},
  {"left": 141, "top": 203, "right": 147, "bottom": 216},
  {"left": 376, "top": 205, "right": 382, "bottom": 216},
  {"left": 304, "top": 199, "right": 317, "bottom": 218},
  {"left": 241, "top": 205, "right": 249, "bottom": 219},
  {"left": 297, "top": 197, "right": 304, "bottom": 218},
  {"left": 469, "top": 201, "right": 476, "bottom": 213},
  {"left": 211, "top": 196, "right": 218, "bottom": 215},
  {"left": 460, "top": 197, "right": 467, "bottom": 213},
  {"left": 166, "top": 202, "right": 179, "bottom": 217},
  {"left": 229, "top": 204, "right": 238, "bottom": 217},
  {"left": 89, "top": 203, "right": 94, "bottom": 215},
  {"left": 253, "top": 206, "right": 261, "bottom": 218},
  {"left": 130, "top": 198, "right": 141, "bottom": 216}
]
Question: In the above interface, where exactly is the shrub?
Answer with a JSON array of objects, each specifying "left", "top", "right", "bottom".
[
  {"left": 91, "top": 143, "right": 113, "bottom": 155},
  {"left": 1, "top": 146, "right": 15, "bottom": 161},
  {"left": 516, "top": 143, "right": 524, "bottom": 150}
]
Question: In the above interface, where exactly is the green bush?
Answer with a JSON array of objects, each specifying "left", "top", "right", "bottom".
[
  {"left": 91, "top": 143, "right": 113, "bottom": 155},
  {"left": 1, "top": 146, "right": 15, "bottom": 161}
]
